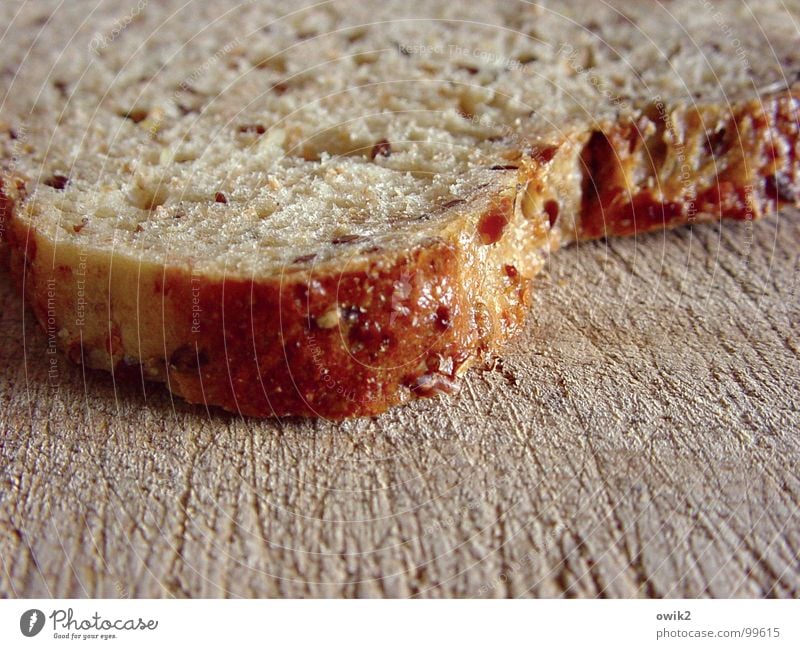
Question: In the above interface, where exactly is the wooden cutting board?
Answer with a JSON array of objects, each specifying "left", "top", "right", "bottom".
[{"left": 1, "top": 210, "right": 798, "bottom": 598}]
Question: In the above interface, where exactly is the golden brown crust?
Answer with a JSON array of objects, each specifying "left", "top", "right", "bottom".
[
  {"left": 5, "top": 92, "right": 800, "bottom": 418},
  {"left": 160, "top": 243, "right": 514, "bottom": 418},
  {"left": 7, "top": 173, "right": 540, "bottom": 419},
  {"left": 577, "top": 91, "right": 799, "bottom": 239}
]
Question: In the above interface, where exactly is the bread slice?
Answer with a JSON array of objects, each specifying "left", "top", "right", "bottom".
[{"left": 2, "top": 0, "right": 798, "bottom": 417}]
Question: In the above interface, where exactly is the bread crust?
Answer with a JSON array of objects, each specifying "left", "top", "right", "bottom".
[
  {"left": 7, "top": 172, "right": 544, "bottom": 418},
  {"left": 577, "top": 92, "right": 799, "bottom": 239},
  {"left": 6, "top": 92, "right": 799, "bottom": 418}
]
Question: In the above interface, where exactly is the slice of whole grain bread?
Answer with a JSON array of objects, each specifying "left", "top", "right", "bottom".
[{"left": 1, "top": 0, "right": 798, "bottom": 417}]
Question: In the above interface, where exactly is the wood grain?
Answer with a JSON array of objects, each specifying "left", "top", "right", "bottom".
[{"left": 1, "top": 210, "right": 799, "bottom": 598}]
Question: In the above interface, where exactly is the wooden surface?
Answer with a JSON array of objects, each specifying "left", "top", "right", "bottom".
[{"left": 1, "top": 210, "right": 799, "bottom": 598}]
